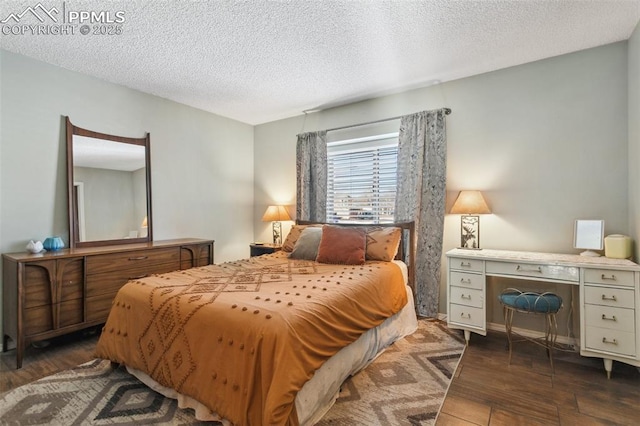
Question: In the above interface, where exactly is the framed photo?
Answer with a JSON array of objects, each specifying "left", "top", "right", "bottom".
[{"left": 461, "top": 215, "right": 479, "bottom": 249}]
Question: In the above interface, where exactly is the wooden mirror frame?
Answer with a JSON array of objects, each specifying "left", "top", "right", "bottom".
[{"left": 66, "top": 116, "right": 153, "bottom": 248}]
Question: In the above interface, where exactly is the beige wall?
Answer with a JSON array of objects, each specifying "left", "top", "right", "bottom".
[
  {"left": 254, "top": 42, "right": 630, "bottom": 337},
  {"left": 629, "top": 22, "right": 640, "bottom": 262},
  {"left": 0, "top": 50, "right": 255, "bottom": 345}
]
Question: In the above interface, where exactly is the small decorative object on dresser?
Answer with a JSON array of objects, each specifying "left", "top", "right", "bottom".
[
  {"left": 25, "top": 240, "right": 43, "bottom": 254},
  {"left": 250, "top": 243, "right": 281, "bottom": 257},
  {"left": 42, "top": 236, "right": 64, "bottom": 251}
]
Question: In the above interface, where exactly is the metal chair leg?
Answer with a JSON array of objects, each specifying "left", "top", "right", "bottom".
[
  {"left": 549, "top": 313, "right": 558, "bottom": 374},
  {"left": 504, "top": 306, "right": 514, "bottom": 366}
]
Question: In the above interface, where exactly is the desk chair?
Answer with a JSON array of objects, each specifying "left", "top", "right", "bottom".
[{"left": 498, "top": 289, "right": 563, "bottom": 373}]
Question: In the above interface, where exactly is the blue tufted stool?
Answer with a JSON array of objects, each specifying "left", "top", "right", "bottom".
[{"left": 498, "top": 288, "right": 563, "bottom": 373}]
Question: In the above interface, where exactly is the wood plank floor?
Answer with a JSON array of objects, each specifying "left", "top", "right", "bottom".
[
  {"left": 438, "top": 330, "right": 640, "bottom": 425},
  {"left": 0, "top": 327, "right": 100, "bottom": 393},
  {"left": 2, "top": 326, "right": 639, "bottom": 425}
]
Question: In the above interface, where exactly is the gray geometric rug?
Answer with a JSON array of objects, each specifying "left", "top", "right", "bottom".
[
  {"left": 0, "top": 319, "right": 464, "bottom": 425},
  {"left": 317, "top": 319, "right": 465, "bottom": 425}
]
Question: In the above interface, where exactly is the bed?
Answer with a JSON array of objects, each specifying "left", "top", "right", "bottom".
[{"left": 95, "top": 222, "right": 418, "bottom": 425}]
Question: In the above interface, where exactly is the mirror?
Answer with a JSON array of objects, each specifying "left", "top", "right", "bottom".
[{"left": 66, "top": 117, "right": 152, "bottom": 248}]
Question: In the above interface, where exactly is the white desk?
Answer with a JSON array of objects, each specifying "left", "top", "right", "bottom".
[{"left": 446, "top": 248, "right": 640, "bottom": 378}]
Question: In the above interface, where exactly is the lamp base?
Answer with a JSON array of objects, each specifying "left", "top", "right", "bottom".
[
  {"left": 579, "top": 250, "right": 601, "bottom": 257},
  {"left": 460, "top": 215, "right": 481, "bottom": 249},
  {"left": 272, "top": 221, "right": 282, "bottom": 245}
]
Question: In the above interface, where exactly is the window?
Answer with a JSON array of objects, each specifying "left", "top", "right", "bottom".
[{"left": 326, "top": 133, "right": 398, "bottom": 224}]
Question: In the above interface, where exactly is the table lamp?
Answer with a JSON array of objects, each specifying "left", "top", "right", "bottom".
[
  {"left": 450, "top": 190, "right": 491, "bottom": 249},
  {"left": 262, "top": 205, "right": 291, "bottom": 245}
]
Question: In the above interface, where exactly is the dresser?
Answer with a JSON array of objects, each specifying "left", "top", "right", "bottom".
[
  {"left": 2, "top": 238, "right": 214, "bottom": 368},
  {"left": 446, "top": 248, "right": 640, "bottom": 378}
]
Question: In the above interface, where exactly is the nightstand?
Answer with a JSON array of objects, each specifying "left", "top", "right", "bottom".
[{"left": 250, "top": 243, "right": 282, "bottom": 257}]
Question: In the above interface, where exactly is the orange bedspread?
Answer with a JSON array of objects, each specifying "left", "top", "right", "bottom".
[{"left": 95, "top": 252, "right": 407, "bottom": 425}]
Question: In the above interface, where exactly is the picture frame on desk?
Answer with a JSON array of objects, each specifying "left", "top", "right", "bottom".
[{"left": 461, "top": 215, "right": 479, "bottom": 249}]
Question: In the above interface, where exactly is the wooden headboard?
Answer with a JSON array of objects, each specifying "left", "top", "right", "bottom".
[{"left": 296, "top": 221, "right": 416, "bottom": 293}]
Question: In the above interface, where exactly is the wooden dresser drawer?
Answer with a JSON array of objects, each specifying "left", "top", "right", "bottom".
[
  {"left": 86, "top": 261, "right": 181, "bottom": 298},
  {"left": 23, "top": 262, "right": 55, "bottom": 308},
  {"left": 450, "top": 271, "right": 484, "bottom": 290},
  {"left": 584, "top": 269, "right": 635, "bottom": 287},
  {"left": 85, "top": 293, "right": 115, "bottom": 323},
  {"left": 23, "top": 259, "right": 84, "bottom": 309},
  {"left": 486, "top": 261, "right": 579, "bottom": 282},
  {"left": 585, "top": 305, "right": 635, "bottom": 333},
  {"left": 449, "top": 304, "right": 484, "bottom": 328},
  {"left": 449, "top": 257, "right": 483, "bottom": 273},
  {"left": 450, "top": 287, "right": 483, "bottom": 308},
  {"left": 86, "top": 247, "right": 180, "bottom": 274},
  {"left": 24, "top": 299, "right": 84, "bottom": 336},
  {"left": 584, "top": 285, "right": 635, "bottom": 309},
  {"left": 585, "top": 327, "right": 636, "bottom": 357}
]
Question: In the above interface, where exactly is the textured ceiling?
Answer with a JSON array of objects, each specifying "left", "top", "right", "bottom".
[{"left": 1, "top": 1, "right": 639, "bottom": 125}]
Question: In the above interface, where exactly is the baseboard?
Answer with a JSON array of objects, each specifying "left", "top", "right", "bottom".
[{"left": 437, "top": 313, "right": 580, "bottom": 351}]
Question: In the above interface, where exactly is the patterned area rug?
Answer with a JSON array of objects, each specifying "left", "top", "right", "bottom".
[{"left": 0, "top": 319, "right": 464, "bottom": 425}]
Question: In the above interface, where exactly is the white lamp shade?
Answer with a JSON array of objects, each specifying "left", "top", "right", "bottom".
[
  {"left": 262, "top": 205, "right": 292, "bottom": 222},
  {"left": 450, "top": 191, "right": 491, "bottom": 214}
]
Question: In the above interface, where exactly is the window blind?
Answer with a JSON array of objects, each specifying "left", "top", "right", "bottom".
[{"left": 326, "top": 134, "right": 398, "bottom": 224}]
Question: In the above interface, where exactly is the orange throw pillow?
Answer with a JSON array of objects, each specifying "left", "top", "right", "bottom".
[{"left": 316, "top": 225, "right": 366, "bottom": 265}]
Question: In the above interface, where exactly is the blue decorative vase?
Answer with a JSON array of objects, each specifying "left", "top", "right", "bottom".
[{"left": 43, "top": 236, "right": 64, "bottom": 251}]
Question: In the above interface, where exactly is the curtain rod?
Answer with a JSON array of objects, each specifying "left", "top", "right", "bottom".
[{"left": 325, "top": 107, "right": 451, "bottom": 133}]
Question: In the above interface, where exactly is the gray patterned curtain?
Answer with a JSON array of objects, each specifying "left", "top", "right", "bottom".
[
  {"left": 296, "top": 131, "right": 328, "bottom": 221},
  {"left": 395, "top": 109, "right": 447, "bottom": 317}
]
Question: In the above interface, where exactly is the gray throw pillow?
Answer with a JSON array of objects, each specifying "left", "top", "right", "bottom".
[{"left": 288, "top": 227, "right": 323, "bottom": 260}]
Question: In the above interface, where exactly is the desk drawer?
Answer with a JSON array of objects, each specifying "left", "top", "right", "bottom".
[
  {"left": 450, "top": 287, "right": 483, "bottom": 308},
  {"left": 585, "top": 305, "right": 635, "bottom": 333},
  {"left": 449, "top": 257, "right": 483, "bottom": 273},
  {"left": 450, "top": 271, "right": 484, "bottom": 290},
  {"left": 584, "top": 269, "right": 635, "bottom": 288},
  {"left": 584, "top": 285, "right": 635, "bottom": 309},
  {"left": 485, "top": 261, "right": 579, "bottom": 282},
  {"left": 585, "top": 326, "right": 636, "bottom": 357},
  {"left": 449, "top": 304, "right": 484, "bottom": 328}
]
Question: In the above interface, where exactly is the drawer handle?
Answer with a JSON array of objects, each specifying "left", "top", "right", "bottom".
[
  {"left": 601, "top": 314, "right": 617, "bottom": 322},
  {"left": 602, "top": 337, "right": 618, "bottom": 345},
  {"left": 460, "top": 312, "right": 471, "bottom": 319},
  {"left": 601, "top": 295, "right": 617, "bottom": 302},
  {"left": 460, "top": 262, "right": 472, "bottom": 268},
  {"left": 460, "top": 278, "right": 472, "bottom": 284},
  {"left": 601, "top": 274, "right": 617, "bottom": 281},
  {"left": 516, "top": 265, "right": 542, "bottom": 273},
  {"left": 460, "top": 294, "right": 471, "bottom": 300},
  {"left": 128, "top": 256, "right": 148, "bottom": 261}
]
